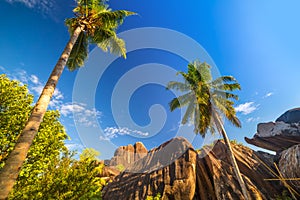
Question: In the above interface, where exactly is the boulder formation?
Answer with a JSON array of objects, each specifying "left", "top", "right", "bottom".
[
  {"left": 103, "top": 138, "right": 284, "bottom": 200},
  {"left": 103, "top": 137, "right": 197, "bottom": 200},
  {"left": 245, "top": 108, "right": 300, "bottom": 152},
  {"left": 245, "top": 107, "right": 300, "bottom": 197},
  {"left": 109, "top": 142, "right": 148, "bottom": 168},
  {"left": 102, "top": 108, "right": 300, "bottom": 199}
]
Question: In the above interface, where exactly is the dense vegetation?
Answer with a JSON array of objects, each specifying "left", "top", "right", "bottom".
[{"left": 0, "top": 75, "right": 105, "bottom": 199}]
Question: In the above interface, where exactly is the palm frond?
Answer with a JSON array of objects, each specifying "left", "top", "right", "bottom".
[
  {"left": 182, "top": 101, "right": 195, "bottom": 125},
  {"left": 169, "top": 98, "right": 181, "bottom": 112},
  {"left": 212, "top": 90, "right": 239, "bottom": 100},
  {"left": 211, "top": 76, "right": 237, "bottom": 85},
  {"left": 214, "top": 83, "right": 241, "bottom": 91},
  {"left": 96, "top": 10, "right": 136, "bottom": 29},
  {"left": 96, "top": 34, "right": 127, "bottom": 58},
  {"left": 166, "top": 81, "right": 190, "bottom": 92},
  {"left": 66, "top": 32, "right": 88, "bottom": 71}
]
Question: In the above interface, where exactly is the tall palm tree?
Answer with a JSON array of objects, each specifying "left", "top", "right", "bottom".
[
  {"left": 0, "top": 0, "right": 135, "bottom": 198},
  {"left": 167, "top": 61, "right": 250, "bottom": 200}
]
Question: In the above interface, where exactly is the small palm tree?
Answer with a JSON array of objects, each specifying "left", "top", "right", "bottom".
[
  {"left": 167, "top": 61, "right": 250, "bottom": 200},
  {"left": 0, "top": 0, "right": 135, "bottom": 198}
]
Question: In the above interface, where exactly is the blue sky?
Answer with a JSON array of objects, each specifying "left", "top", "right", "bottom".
[{"left": 1, "top": 0, "right": 300, "bottom": 159}]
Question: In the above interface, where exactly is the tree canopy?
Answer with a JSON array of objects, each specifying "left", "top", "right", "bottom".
[{"left": 0, "top": 75, "right": 105, "bottom": 199}]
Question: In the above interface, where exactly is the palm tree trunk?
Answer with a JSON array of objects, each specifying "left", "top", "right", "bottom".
[
  {"left": 0, "top": 26, "right": 83, "bottom": 200},
  {"left": 213, "top": 112, "right": 250, "bottom": 200}
]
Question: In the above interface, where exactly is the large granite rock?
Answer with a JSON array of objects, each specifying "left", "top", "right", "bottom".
[
  {"left": 195, "top": 141, "right": 282, "bottom": 200},
  {"left": 276, "top": 108, "right": 300, "bottom": 123},
  {"left": 103, "top": 138, "right": 284, "bottom": 200},
  {"left": 109, "top": 142, "right": 148, "bottom": 168},
  {"left": 278, "top": 144, "right": 300, "bottom": 192},
  {"left": 103, "top": 137, "right": 197, "bottom": 200},
  {"left": 245, "top": 121, "right": 300, "bottom": 152}
]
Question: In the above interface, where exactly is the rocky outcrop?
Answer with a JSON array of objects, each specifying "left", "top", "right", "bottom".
[
  {"left": 103, "top": 138, "right": 284, "bottom": 200},
  {"left": 245, "top": 108, "right": 300, "bottom": 197},
  {"left": 276, "top": 108, "right": 300, "bottom": 123},
  {"left": 109, "top": 142, "right": 148, "bottom": 168},
  {"left": 278, "top": 144, "right": 300, "bottom": 191},
  {"left": 195, "top": 141, "right": 282, "bottom": 200},
  {"left": 245, "top": 121, "right": 300, "bottom": 152},
  {"left": 100, "top": 166, "right": 121, "bottom": 182},
  {"left": 103, "top": 137, "right": 197, "bottom": 200}
]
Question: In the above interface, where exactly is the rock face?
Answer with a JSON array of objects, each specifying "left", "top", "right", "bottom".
[
  {"left": 103, "top": 137, "right": 197, "bottom": 200},
  {"left": 195, "top": 141, "right": 282, "bottom": 200},
  {"left": 245, "top": 121, "right": 300, "bottom": 152},
  {"left": 276, "top": 108, "right": 300, "bottom": 123},
  {"left": 103, "top": 138, "right": 284, "bottom": 200},
  {"left": 278, "top": 144, "right": 300, "bottom": 191},
  {"left": 109, "top": 142, "right": 148, "bottom": 168},
  {"left": 245, "top": 108, "right": 300, "bottom": 197}
]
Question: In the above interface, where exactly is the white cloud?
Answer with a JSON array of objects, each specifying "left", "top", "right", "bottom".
[
  {"left": 235, "top": 102, "right": 258, "bottom": 115},
  {"left": 263, "top": 92, "right": 274, "bottom": 98},
  {"left": 60, "top": 103, "right": 102, "bottom": 127},
  {"left": 31, "top": 85, "right": 43, "bottom": 95},
  {"left": 30, "top": 75, "right": 39, "bottom": 84},
  {"left": 246, "top": 117, "right": 261, "bottom": 123},
  {"left": 65, "top": 143, "right": 85, "bottom": 152},
  {"left": 100, "top": 127, "right": 149, "bottom": 140},
  {"left": 5, "top": 0, "right": 55, "bottom": 14}
]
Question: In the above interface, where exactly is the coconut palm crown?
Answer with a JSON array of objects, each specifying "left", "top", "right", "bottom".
[
  {"left": 167, "top": 60, "right": 241, "bottom": 135},
  {"left": 65, "top": 0, "right": 135, "bottom": 70}
]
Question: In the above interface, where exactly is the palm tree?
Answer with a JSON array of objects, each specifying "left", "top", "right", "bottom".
[
  {"left": 0, "top": 0, "right": 135, "bottom": 198},
  {"left": 167, "top": 61, "right": 250, "bottom": 200}
]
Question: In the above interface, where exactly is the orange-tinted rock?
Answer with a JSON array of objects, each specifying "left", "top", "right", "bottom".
[
  {"left": 195, "top": 141, "right": 283, "bottom": 200},
  {"left": 109, "top": 142, "right": 148, "bottom": 168},
  {"left": 103, "top": 137, "right": 197, "bottom": 200}
]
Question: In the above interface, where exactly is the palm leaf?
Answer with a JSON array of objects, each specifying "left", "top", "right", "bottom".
[
  {"left": 166, "top": 81, "right": 190, "bottom": 92},
  {"left": 96, "top": 34, "right": 127, "bottom": 58},
  {"left": 66, "top": 32, "right": 88, "bottom": 71}
]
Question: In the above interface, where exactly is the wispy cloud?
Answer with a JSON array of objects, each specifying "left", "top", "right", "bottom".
[
  {"left": 65, "top": 143, "right": 85, "bottom": 152},
  {"left": 246, "top": 117, "right": 260, "bottom": 123},
  {"left": 29, "top": 74, "right": 39, "bottom": 84},
  {"left": 60, "top": 102, "right": 102, "bottom": 127},
  {"left": 235, "top": 102, "right": 258, "bottom": 115},
  {"left": 100, "top": 127, "right": 149, "bottom": 141},
  {"left": 5, "top": 0, "right": 55, "bottom": 15},
  {"left": 263, "top": 92, "right": 274, "bottom": 98}
]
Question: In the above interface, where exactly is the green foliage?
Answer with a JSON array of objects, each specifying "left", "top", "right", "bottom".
[
  {"left": 0, "top": 75, "right": 105, "bottom": 199},
  {"left": 80, "top": 148, "right": 100, "bottom": 161},
  {"left": 166, "top": 60, "right": 241, "bottom": 135},
  {"left": 275, "top": 190, "right": 293, "bottom": 200},
  {"left": 65, "top": 0, "right": 136, "bottom": 70},
  {"left": 9, "top": 150, "right": 105, "bottom": 200},
  {"left": 146, "top": 193, "right": 161, "bottom": 200},
  {"left": 0, "top": 74, "right": 68, "bottom": 172},
  {"left": 116, "top": 164, "right": 125, "bottom": 172},
  {"left": 0, "top": 75, "right": 33, "bottom": 168},
  {"left": 231, "top": 139, "right": 243, "bottom": 146}
]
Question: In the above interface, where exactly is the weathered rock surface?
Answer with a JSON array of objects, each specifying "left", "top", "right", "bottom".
[
  {"left": 245, "top": 108, "right": 300, "bottom": 197},
  {"left": 100, "top": 166, "right": 121, "bottom": 182},
  {"left": 245, "top": 121, "right": 300, "bottom": 152},
  {"left": 276, "top": 108, "right": 300, "bottom": 123},
  {"left": 103, "top": 137, "right": 197, "bottom": 200},
  {"left": 278, "top": 144, "right": 300, "bottom": 191},
  {"left": 103, "top": 138, "right": 284, "bottom": 200},
  {"left": 109, "top": 141, "right": 148, "bottom": 168},
  {"left": 195, "top": 141, "right": 282, "bottom": 200}
]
